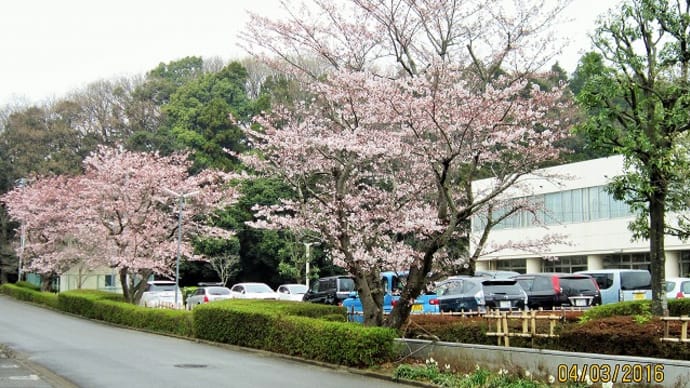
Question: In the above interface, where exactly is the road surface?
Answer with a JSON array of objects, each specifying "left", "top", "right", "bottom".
[{"left": 0, "top": 295, "right": 410, "bottom": 388}]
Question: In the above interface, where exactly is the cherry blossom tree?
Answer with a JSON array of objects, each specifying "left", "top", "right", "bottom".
[
  {"left": 242, "top": 0, "right": 574, "bottom": 327},
  {"left": 1, "top": 175, "right": 93, "bottom": 290},
  {"left": 2, "top": 146, "right": 237, "bottom": 303}
]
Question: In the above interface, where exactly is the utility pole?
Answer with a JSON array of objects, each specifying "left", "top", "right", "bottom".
[{"left": 163, "top": 188, "right": 198, "bottom": 308}]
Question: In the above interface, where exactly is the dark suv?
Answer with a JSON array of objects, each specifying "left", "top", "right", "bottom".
[
  {"left": 303, "top": 275, "right": 356, "bottom": 305},
  {"left": 513, "top": 273, "right": 601, "bottom": 310}
]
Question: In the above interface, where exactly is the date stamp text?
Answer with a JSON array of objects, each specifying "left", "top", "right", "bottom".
[{"left": 556, "top": 363, "right": 664, "bottom": 384}]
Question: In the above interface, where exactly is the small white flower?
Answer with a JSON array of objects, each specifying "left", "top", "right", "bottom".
[
  {"left": 498, "top": 368, "right": 509, "bottom": 376},
  {"left": 585, "top": 375, "right": 592, "bottom": 386},
  {"left": 602, "top": 382, "right": 614, "bottom": 388},
  {"left": 444, "top": 364, "right": 451, "bottom": 371},
  {"left": 475, "top": 364, "right": 480, "bottom": 371},
  {"left": 548, "top": 375, "right": 556, "bottom": 384},
  {"left": 525, "top": 370, "right": 532, "bottom": 378}
]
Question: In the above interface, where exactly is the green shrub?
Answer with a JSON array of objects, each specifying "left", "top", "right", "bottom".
[
  {"left": 0, "top": 283, "right": 59, "bottom": 308},
  {"left": 580, "top": 300, "right": 651, "bottom": 322},
  {"left": 193, "top": 299, "right": 396, "bottom": 367},
  {"left": 15, "top": 281, "right": 41, "bottom": 291},
  {"left": 668, "top": 298, "right": 690, "bottom": 316},
  {"left": 57, "top": 290, "right": 193, "bottom": 337},
  {"left": 582, "top": 299, "right": 690, "bottom": 323}
]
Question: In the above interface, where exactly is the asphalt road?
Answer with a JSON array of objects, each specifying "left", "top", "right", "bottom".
[{"left": 0, "top": 296, "right": 411, "bottom": 388}]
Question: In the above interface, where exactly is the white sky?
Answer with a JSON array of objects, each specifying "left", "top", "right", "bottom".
[{"left": 0, "top": 0, "right": 617, "bottom": 107}]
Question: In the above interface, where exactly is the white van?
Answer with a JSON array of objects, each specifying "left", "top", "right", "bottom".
[{"left": 575, "top": 269, "right": 652, "bottom": 305}]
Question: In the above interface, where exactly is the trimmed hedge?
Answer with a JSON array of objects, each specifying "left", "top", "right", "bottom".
[
  {"left": 582, "top": 298, "right": 690, "bottom": 321},
  {"left": 193, "top": 299, "right": 396, "bottom": 367},
  {"left": 559, "top": 316, "right": 690, "bottom": 360},
  {"left": 407, "top": 305, "right": 690, "bottom": 360},
  {"left": 58, "top": 290, "right": 193, "bottom": 337},
  {"left": 0, "top": 283, "right": 59, "bottom": 308}
]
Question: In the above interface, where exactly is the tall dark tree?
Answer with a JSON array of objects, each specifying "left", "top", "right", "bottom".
[
  {"left": 575, "top": 0, "right": 690, "bottom": 315},
  {"left": 161, "top": 62, "right": 261, "bottom": 172}
]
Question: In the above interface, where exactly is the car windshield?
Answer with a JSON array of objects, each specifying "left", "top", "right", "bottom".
[
  {"left": 589, "top": 273, "right": 614, "bottom": 290},
  {"left": 483, "top": 284, "right": 523, "bottom": 294},
  {"left": 621, "top": 272, "right": 651, "bottom": 290},
  {"left": 560, "top": 277, "right": 597, "bottom": 292},
  {"left": 286, "top": 284, "right": 308, "bottom": 294},
  {"left": 208, "top": 287, "right": 230, "bottom": 295},
  {"left": 339, "top": 278, "right": 355, "bottom": 292},
  {"left": 245, "top": 284, "right": 273, "bottom": 293},
  {"left": 149, "top": 284, "right": 177, "bottom": 292}
]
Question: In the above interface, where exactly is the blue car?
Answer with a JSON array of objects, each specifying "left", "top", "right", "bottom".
[
  {"left": 343, "top": 271, "right": 440, "bottom": 321},
  {"left": 410, "top": 292, "right": 440, "bottom": 314},
  {"left": 342, "top": 271, "right": 407, "bottom": 322}
]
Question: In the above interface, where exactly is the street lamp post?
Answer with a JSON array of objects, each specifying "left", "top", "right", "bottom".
[
  {"left": 163, "top": 188, "right": 199, "bottom": 308},
  {"left": 15, "top": 178, "right": 27, "bottom": 282},
  {"left": 303, "top": 242, "right": 320, "bottom": 287}
]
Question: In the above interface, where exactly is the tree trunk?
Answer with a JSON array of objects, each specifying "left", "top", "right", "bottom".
[
  {"left": 357, "top": 271, "right": 385, "bottom": 326},
  {"left": 119, "top": 267, "right": 133, "bottom": 303},
  {"left": 386, "top": 248, "right": 436, "bottom": 329},
  {"left": 649, "top": 177, "right": 668, "bottom": 316},
  {"left": 40, "top": 273, "right": 54, "bottom": 292}
]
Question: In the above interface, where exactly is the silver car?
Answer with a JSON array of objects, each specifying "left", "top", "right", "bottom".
[{"left": 186, "top": 286, "right": 232, "bottom": 310}]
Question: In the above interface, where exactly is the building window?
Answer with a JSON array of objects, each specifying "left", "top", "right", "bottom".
[
  {"left": 542, "top": 256, "right": 587, "bottom": 273},
  {"left": 603, "top": 253, "right": 650, "bottom": 271},
  {"left": 105, "top": 274, "right": 114, "bottom": 288},
  {"left": 680, "top": 251, "right": 690, "bottom": 277},
  {"left": 473, "top": 184, "right": 633, "bottom": 232},
  {"left": 496, "top": 259, "right": 526, "bottom": 273}
]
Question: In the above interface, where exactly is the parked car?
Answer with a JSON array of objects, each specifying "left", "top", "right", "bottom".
[
  {"left": 303, "top": 275, "right": 356, "bottom": 305},
  {"left": 576, "top": 269, "right": 651, "bottom": 304},
  {"left": 342, "top": 271, "right": 409, "bottom": 322},
  {"left": 186, "top": 286, "right": 232, "bottom": 310},
  {"left": 276, "top": 283, "right": 308, "bottom": 301},
  {"left": 139, "top": 280, "right": 183, "bottom": 308},
  {"left": 435, "top": 276, "right": 527, "bottom": 313},
  {"left": 513, "top": 273, "right": 601, "bottom": 309},
  {"left": 229, "top": 282, "right": 279, "bottom": 300},
  {"left": 665, "top": 277, "right": 690, "bottom": 299}
]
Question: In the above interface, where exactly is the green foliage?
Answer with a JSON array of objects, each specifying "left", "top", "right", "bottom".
[
  {"left": 215, "top": 177, "right": 309, "bottom": 285},
  {"left": 573, "top": 1, "right": 690, "bottom": 314},
  {"left": 192, "top": 299, "right": 395, "bottom": 367},
  {"left": 57, "top": 290, "right": 193, "bottom": 337},
  {"left": 161, "top": 61, "right": 256, "bottom": 172},
  {"left": 393, "top": 362, "right": 553, "bottom": 388},
  {"left": 15, "top": 281, "right": 41, "bottom": 291},
  {"left": 0, "top": 283, "right": 59, "bottom": 308},
  {"left": 581, "top": 299, "right": 690, "bottom": 323},
  {"left": 0, "top": 105, "right": 92, "bottom": 188},
  {"left": 668, "top": 298, "right": 690, "bottom": 316}
]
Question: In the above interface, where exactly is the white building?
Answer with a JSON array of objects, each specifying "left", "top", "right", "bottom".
[
  {"left": 58, "top": 265, "right": 122, "bottom": 293},
  {"left": 472, "top": 155, "right": 690, "bottom": 277}
]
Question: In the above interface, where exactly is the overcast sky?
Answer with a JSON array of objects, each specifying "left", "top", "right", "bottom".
[{"left": 0, "top": 0, "right": 617, "bottom": 107}]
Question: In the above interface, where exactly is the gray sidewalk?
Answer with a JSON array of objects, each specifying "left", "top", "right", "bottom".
[{"left": 0, "top": 345, "right": 70, "bottom": 388}]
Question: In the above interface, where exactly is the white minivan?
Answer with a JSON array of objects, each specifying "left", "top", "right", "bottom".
[{"left": 575, "top": 269, "right": 652, "bottom": 305}]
